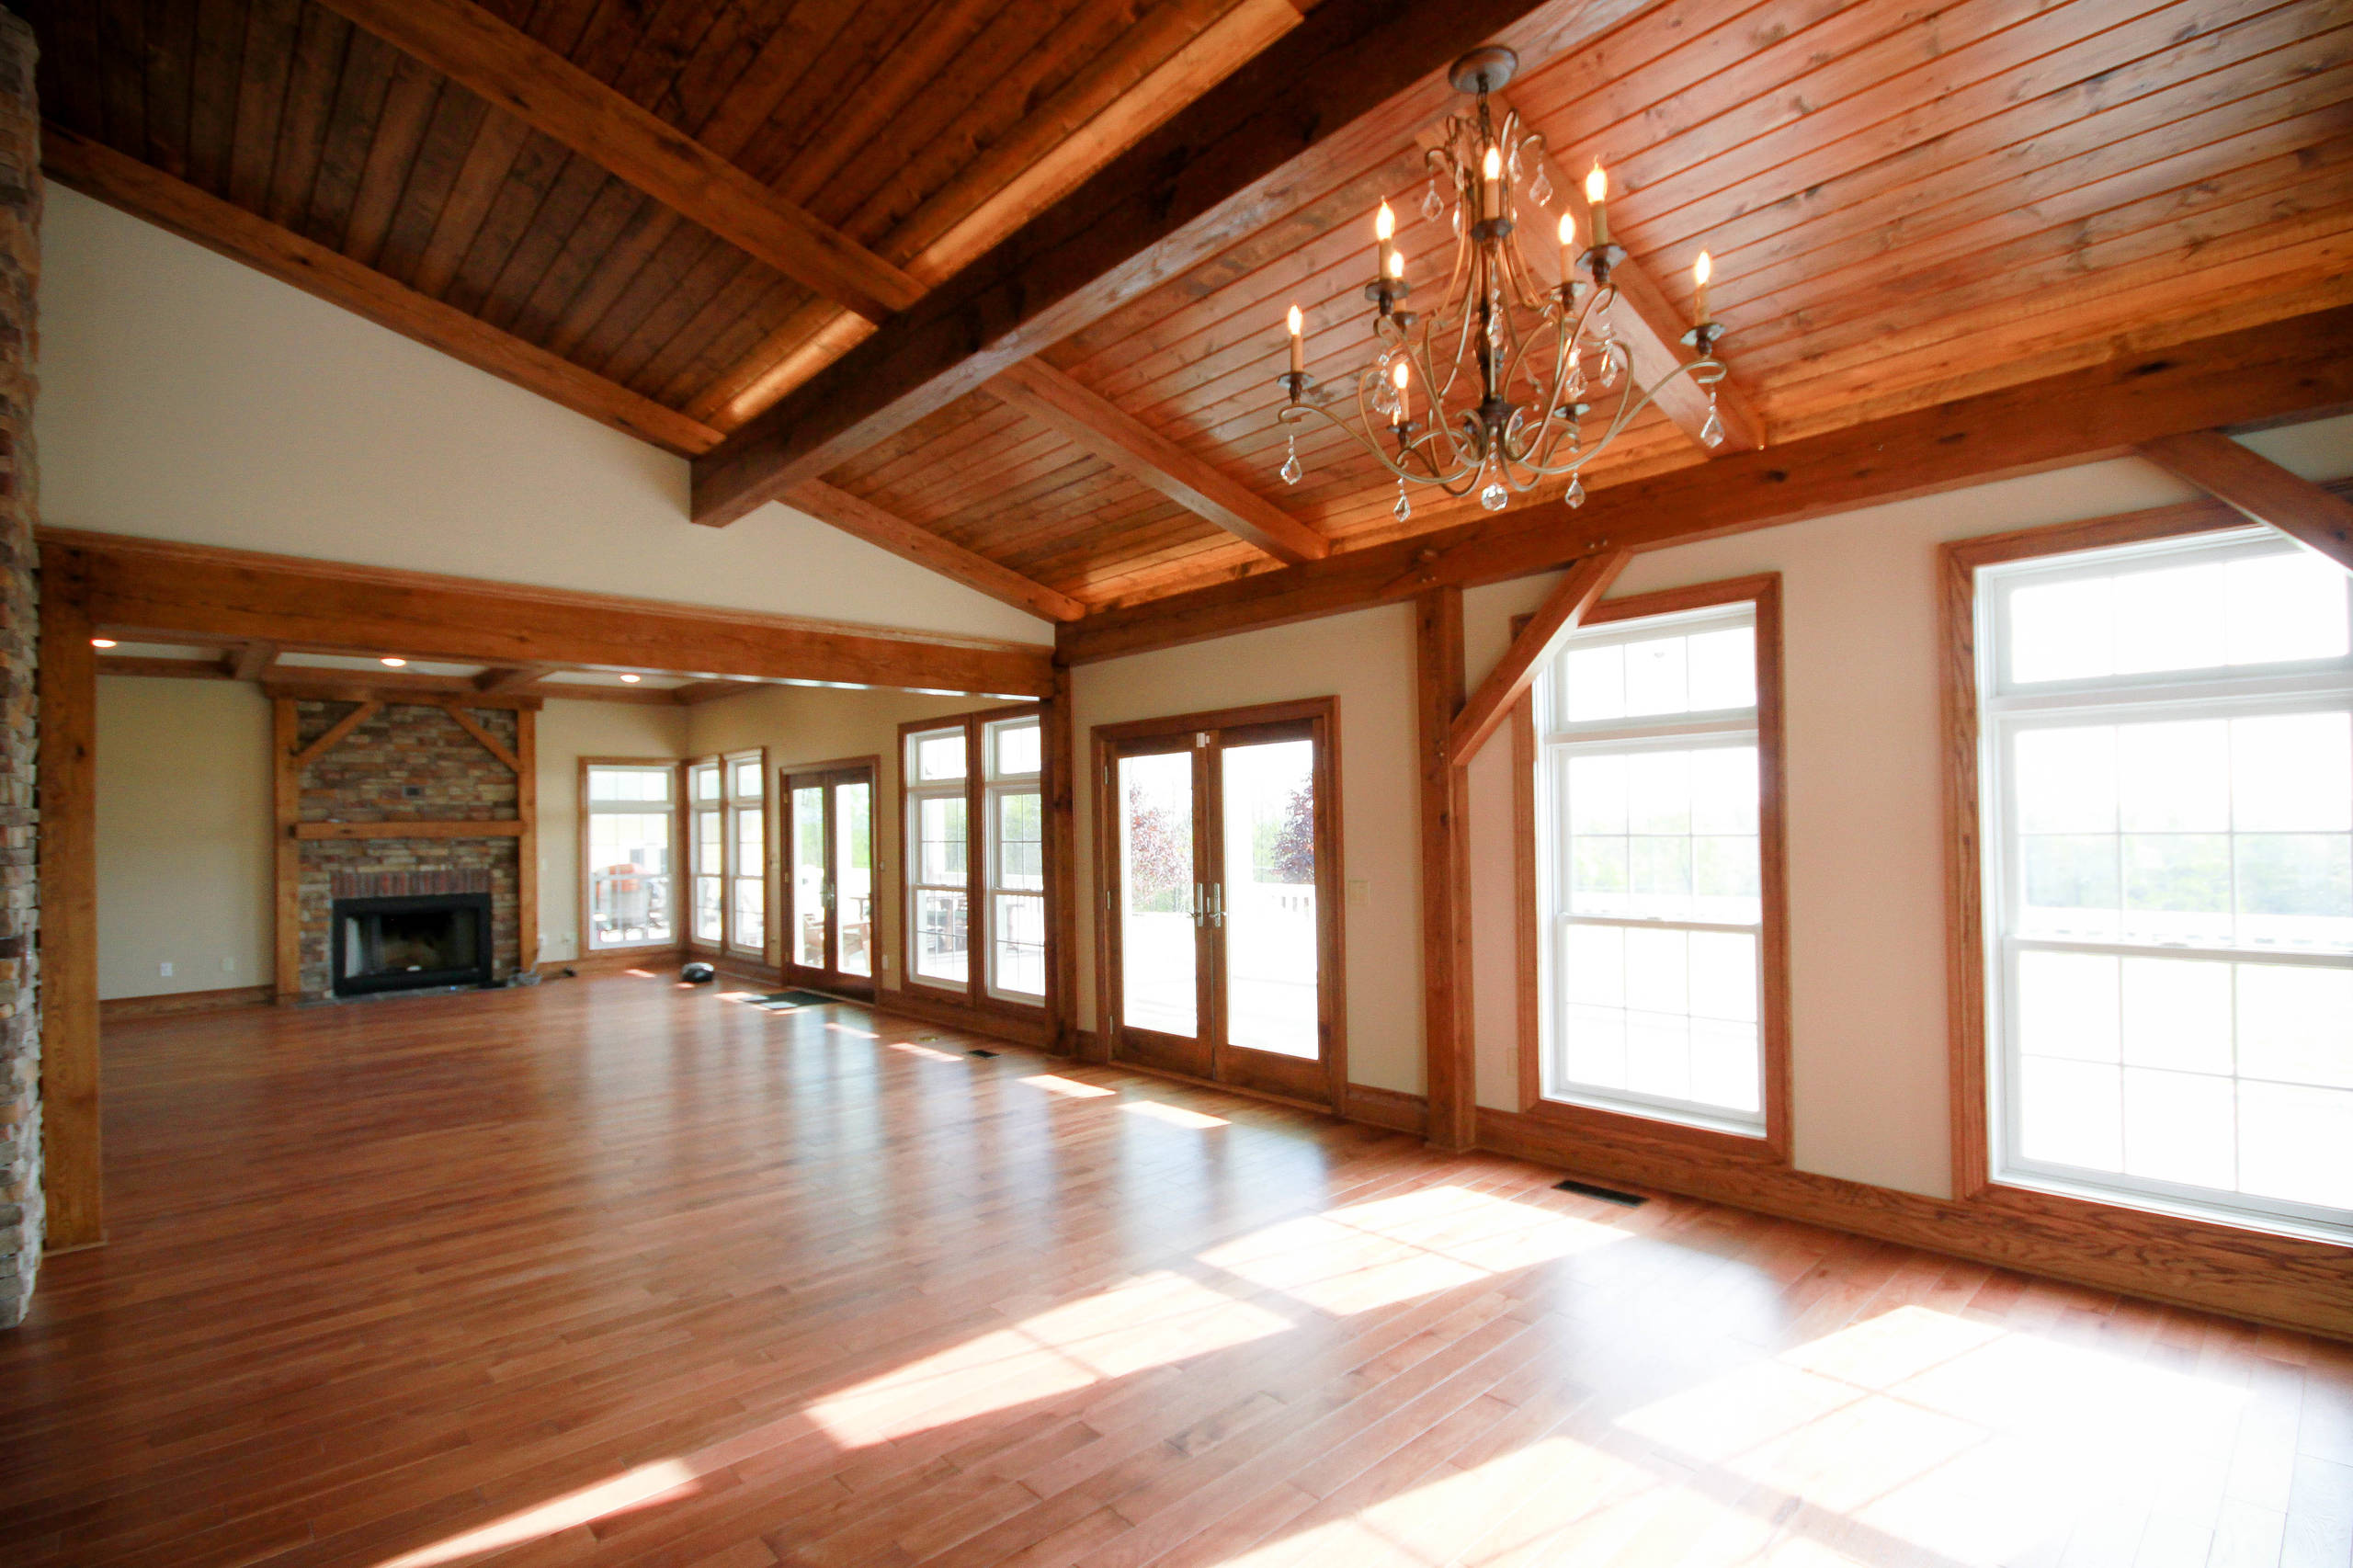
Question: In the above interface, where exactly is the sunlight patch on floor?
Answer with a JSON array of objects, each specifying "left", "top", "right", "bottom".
[
  {"left": 372, "top": 1459, "right": 700, "bottom": 1568},
  {"left": 1122, "top": 1099, "right": 1230, "bottom": 1128},
  {"left": 888, "top": 1040, "right": 964, "bottom": 1062},
  {"left": 1023, "top": 1073, "right": 1118, "bottom": 1097},
  {"left": 806, "top": 1270, "right": 1291, "bottom": 1448},
  {"left": 824, "top": 1020, "right": 878, "bottom": 1039},
  {"left": 1198, "top": 1185, "right": 1627, "bottom": 1315}
]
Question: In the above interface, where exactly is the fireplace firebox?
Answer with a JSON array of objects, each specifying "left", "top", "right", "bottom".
[{"left": 331, "top": 892, "right": 494, "bottom": 997}]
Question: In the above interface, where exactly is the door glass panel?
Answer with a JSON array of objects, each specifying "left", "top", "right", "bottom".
[
  {"left": 1120, "top": 751, "right": 1195, "bottom": 1037},
  {"left": 792, "top": 786, "right": 826, "bottom": 969},
  {"left": 1220, "top": 739, "right": 1319, "bottom": 1058},
  {"left": 837, "top": 781, "right": 872, "bottom": 978}
]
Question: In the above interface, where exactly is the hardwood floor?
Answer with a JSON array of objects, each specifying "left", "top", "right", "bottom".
[{"left": 3, "top": 975, "right": 2349, "bottom": 1568}]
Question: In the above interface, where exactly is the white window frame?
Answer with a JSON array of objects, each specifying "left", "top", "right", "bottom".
[
  {"left": 688, "top": 758, "right": 724, "bottom": 949},
  {"left": 1533, "top": 600, "right": 1768, "bottom": 1138},
  {"left": 904, "top": 724, "right": 972, "bottom": 991},
  {"left": 984, "top": 715, "right": 1045, "bottom": 1006},
  {"left": 722, "top": 749, "right": 767, "bottom": 960},
  {"left": 582, "top": 761, "right": 679, "bottom": 952},
  {"left": 1976, "top": 526, "right": 2353, "bottom": 1240}
]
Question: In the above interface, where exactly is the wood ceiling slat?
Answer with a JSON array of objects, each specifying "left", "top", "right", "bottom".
[
  {"left": 611, "top": 254, "right": 780, "bottom": 393},
  {"left": 438, "top": 127, "right": 577, "bottom": 313},
  {"left": 470, "top": 149, "right": 615, "bottom": 330},
  {"left": 183, "top": 0, "right": 248, "bottom": 193},
  {"left": 262, "top": 3, "right": 350, "bottom": 230},
  {"left": 301, "top": 26, "right": 401, "bottom": 248},
  {"left": 651, "top": 276, "right": 812, "bottom": 409},
  {"left": 141, "top": 0, "right": 199, "bottom": 181},
  {"left": 570, "top": 223, "right": 734, "bottom": 375},
  {"left": 368, "top": 84, "right": 490, "bottom": 287},
  {"left": 225, "top": 0, "right": 300, "bottom": 210},
  {"left": 410, "top": 112, "right": 539, "bottom": 297},
  {"left": 24, "top": 3, "right": 106, "bottom": 132},
  {"left": 1692, "top": 23, "right": 2353, "bottom": 316},
  {"left": 98, "top": 0, "right": 145, "bottom": 155},
  {"left": 338, "top": 51, "right": 438, "bottom": 265}
]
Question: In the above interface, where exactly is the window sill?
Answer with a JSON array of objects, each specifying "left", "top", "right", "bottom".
[
  {"left": 1525, "top": 1092, "right": 1783, "bottom": 1165},
  {"left": 1989, "top": 1168, "right": 2352, "bottom": 1249}
]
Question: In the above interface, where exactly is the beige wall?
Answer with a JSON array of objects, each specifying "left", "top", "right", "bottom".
[
  {"left": 37, "top": 187, "right": 1051, "bottom": 647},
  {"left": 535, "top": 699, "right": 692, "bottom": 965},
  {"left": 95, "top": 676, "right": 273, "bottom": 1000},
  {"left": 685, "top": 684, "right": 981, "bottom": 989},
  {"left": 1070, "top": 603, "right": 1424, "bottom": 1094}
]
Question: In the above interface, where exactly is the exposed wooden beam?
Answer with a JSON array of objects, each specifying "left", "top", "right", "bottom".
[
  {"left": 40, "top": 124, "right": 723, "bottom": 459},
  {"left": 96, "top": 655, "right": 236, "bottom": 681},
  {"left": 230, "top": 641, "right": 278, "bottom": 680},
  {"left": 263, "top": 674, "right": 544, "bottom": 709},
  {"left": 1486, "top": 94, "right": 1763, "bottom": 455},
  {"left": 308, "top": 0, "right": 922, "bottom": 325},
  {"left": 989, "top": 360, "right": 1330, "bottom": 564},
  {"left": 688, "top": 0, "right": 1306, "bottom": 432},
  {"left": 1059, "top": 303, "right": 2353, "bottom": 664},
  {"left": 783, "top": 479, "right": 1088, "bottom": 622},
  {"left": 2136, "top": 429, "right": 2353, "bottom": 573},
  {"left": 474, "top": 664, "right": 559, "bottom": 694},
  {"left": 37, "top": 551, "right": 102, "bottom": 1249},
  {"left": 48, "top": 528, "right": 1057, "bottom": 699},
  {"left": 1415, "top": 586, "right": 1474, "bottom": 1153},
  {"left": 1449, "top": 549, "right": 1629, "bottom": 763},
  {"left": 670, "top": 680, "right": 764, "bottom": 705},
  {"left": 690, "top": 0, "right": 1654, "bottom": 525}
]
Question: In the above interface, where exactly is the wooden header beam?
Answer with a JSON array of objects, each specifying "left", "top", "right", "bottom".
[
  {"left": 1060, "top": 304, "right": 2353, "bottom": 664},
  {"left": 46, "top": 528, "right": 1057, "bottom": 699},
  {"left": 2137, "top": 430, "right": 2353, "bottom": 573},
  {"left": 691, "top": 0, "right": 1653, "bottom": 524},
  {"left": 989, "top": 360, "right": 1331, "bottom": 564},
  {"left": 310, "top": 0, "right": 922, "bottom": 325},
  {"left": 41, "top": 124, "right": 723, "bottom": 459}
]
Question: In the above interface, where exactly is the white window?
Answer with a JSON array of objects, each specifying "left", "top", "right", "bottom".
[
  {"left": 1534, "top": 602, "right": 1766, "bottom": 1134},
  {"left": 584, "top": 763, "right": 676, "bottom": 950},
  {"left": 1978, "top": 528, "right": 2353, "bottom": 1237},
  {"left": 905, "top": 725, "right": 970, "bottom": 987},
  {"left": 689, "top": 759, "right": 723, "bottom": 946},
  {"left": 724, "top": 751, "right": 766, "bottom": 958},
  {"left": 985, "top": 716, "right": 1045, "bottom": 1003}
]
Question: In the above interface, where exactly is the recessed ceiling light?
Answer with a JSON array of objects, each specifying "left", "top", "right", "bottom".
[
  {"left": 89, "top": 638, "right": 117, "bottom": 649},
  {"left": 380, "top": 656, "right": 407, "bottom": 667},
  {"left": 620, "top": 673, "right": 642, "bottom": 684}
]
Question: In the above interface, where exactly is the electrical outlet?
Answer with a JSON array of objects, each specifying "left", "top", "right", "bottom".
[
  {"left": 1347, "top": 879, "right": 1369, "bottom": 909},
  {"left": 159, "top": 961, "right": 174, "bottom": 977},
  {"left": 881, "top": 954, "right": 893, "bottom": 971}
]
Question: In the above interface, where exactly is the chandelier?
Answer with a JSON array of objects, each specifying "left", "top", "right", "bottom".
[{"left": 1273, "top": 46, "right": 1727, "bottom": 522}]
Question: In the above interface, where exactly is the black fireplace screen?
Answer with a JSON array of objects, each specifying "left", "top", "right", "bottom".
[{"left": 331, "top": 893, "right": 493, "bottom": 996}]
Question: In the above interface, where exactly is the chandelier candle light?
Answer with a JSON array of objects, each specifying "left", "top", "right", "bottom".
[{"left": 1274, "top": 46, "right": 1730, "bottom": 520}]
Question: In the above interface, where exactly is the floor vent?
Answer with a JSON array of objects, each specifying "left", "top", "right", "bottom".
[
  {"left": 968, "top": 1049, "right": 999, "bottom": 1059},
  {"left": 1554, "top": 1177, "right": 1648, "bottom": 1206}
]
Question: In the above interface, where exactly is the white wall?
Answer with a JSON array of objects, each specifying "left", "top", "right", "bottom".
[
  {"left": 1071, "top": 603, "right": 1425, "bottom": 1094},
  {"left": 37, "top": 187, "right": 1051, "bottom": 647},
  {"left": 684, "top": 684, "right": 980, "bottom": 989},
  {"left": 1461, "top": 415, "right": 2353, "bottom": 1199},
  {"left": 95, "top": 677, "right": 274, "bottom": 1000},
  {"left": 535, "top": 699, "right": 692, "bottom": 964}
]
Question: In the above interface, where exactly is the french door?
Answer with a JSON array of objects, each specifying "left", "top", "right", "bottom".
[
  {"left": 1098, "top": 700, "right": 1341, "bottom": 1107},
  {"left": 784, "top": 763, "right": 877, "bottom": 996}
]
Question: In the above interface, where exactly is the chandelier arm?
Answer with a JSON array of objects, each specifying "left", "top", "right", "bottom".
[
  {"left": 1410, "top": 335, "right": 1476, "bottom": 475},
  {"left": 1278, "top": 401, "right": 1474, "bottom": 486}
]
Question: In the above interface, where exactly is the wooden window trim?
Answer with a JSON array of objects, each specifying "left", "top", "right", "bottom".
[
  {"left": 1088, "top": 696, "right": 1349, "bottom": 1111},
  {"left": 575, "top": 756, "right": 684, "bottom": 958},
  {"left": 897, "top": 704, "right": 1046, "bottom": 1017},
  {"left": 1513, "top": 574, "right": 1793, "bottom": 1166}
]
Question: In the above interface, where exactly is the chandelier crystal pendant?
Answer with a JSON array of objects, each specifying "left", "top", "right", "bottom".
[{"left": 1274, "top": 46, "right": 1728, "bottom": 515}]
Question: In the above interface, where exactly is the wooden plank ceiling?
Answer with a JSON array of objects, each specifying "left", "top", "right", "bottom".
[{"left": 30, "top": 0, "right": 2353, "bottom": 618}]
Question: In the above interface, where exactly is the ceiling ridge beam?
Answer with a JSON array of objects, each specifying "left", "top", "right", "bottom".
[
  {"left": 690, "top": 0, "right": 1657, "bottom": 525},
  {"left": 307, "top": 0, "right": 923, "bottom": 324},
  {"left": 783, "top": 479, "right": 1088, "bottom": 622},
  {"left": 40, "top": 124, "right": 723, "bottom": 459},
  {"left": 988, "top": 360, "right": 1331, "bottom": 565},
  {"left": 1053, "top": 303, "right": 2353, "bottom": 664},
  {"left": 2136, "top": 429, "right": 2353, "bottom": 573}
]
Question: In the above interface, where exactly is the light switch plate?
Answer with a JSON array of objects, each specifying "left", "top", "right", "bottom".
[{"left": 1346, "top": 880, "right": 1369, "bottom": 909}]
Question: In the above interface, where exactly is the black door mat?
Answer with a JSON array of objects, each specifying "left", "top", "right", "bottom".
[{"left": 750, "top": 990, "right": 847, "bottom": 1010}]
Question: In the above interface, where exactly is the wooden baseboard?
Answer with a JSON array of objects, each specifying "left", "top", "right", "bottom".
[
  {"left": 100, "top": 984, "right": 271, "bottom": 1023},
  {"left": 873, "top": 984, "right": 1052, "bottom": 1050},
  {"left": 1344, "top": 1084, "right": 1429, "bottom": 1137},
  {"left": 1475, "top": 1107, "right": 2352, "bottom": 1343},
  {"left": 537, "top": 947, "right": 683, "bottom": 979}
]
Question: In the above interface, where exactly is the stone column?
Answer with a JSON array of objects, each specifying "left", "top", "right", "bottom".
[{"left": 0, "top": 6, "right": 41, "bottom": 1328}]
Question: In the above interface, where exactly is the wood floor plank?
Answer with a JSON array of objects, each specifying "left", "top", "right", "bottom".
[{"left": 0, "top": 977, "right": 2346, "bottom": 1567}]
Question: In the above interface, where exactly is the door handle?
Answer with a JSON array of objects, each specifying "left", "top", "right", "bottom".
[
  {"left": 1210, "top": 884, "right": 1224, "bottom": 927},
  {"left": 1193, "top": 882, "right": 1205, "bottom": 929}
]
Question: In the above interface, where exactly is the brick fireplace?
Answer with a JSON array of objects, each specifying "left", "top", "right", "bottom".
[{"left": 287, "top": 699, "right": 531, "bottom": 1001}]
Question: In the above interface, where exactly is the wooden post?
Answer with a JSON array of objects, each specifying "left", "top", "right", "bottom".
[
  {"left": 36, "top": 546, "right": 101, "bottom": 1249},
  {"left": 1043, "top": 662, "right": 1078, "bottom": 1056},
  {"left": 271, "top": 699, "right": 301, "bottom": 1003},
  {"left": 1416, "top": 587, "right": 1475, "bottom": 1151},
  {"left": 515, "top": 708, "right": 539, "bottom": 978}
]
